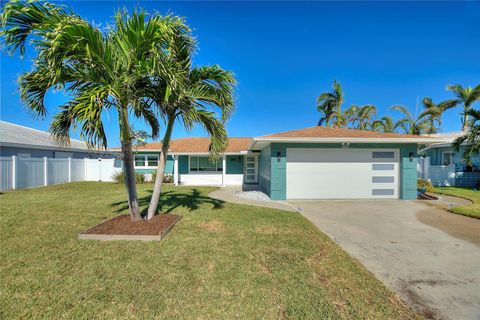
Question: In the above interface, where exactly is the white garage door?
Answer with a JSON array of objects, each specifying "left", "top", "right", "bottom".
[{"left": 286, "top": 148, "right": 399, "bottom": 199}]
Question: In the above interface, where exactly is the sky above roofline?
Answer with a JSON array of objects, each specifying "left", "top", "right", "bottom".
[{"left": 1, "top": 1, "right": 479, "bottom": 148}]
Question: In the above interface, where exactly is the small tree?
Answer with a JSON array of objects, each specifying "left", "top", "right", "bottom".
[
  {"left": 139, "top": 21, "right": 236, "bottom": 220},
  {"left": 0, "top": 2, "right": 180, "bottom": 221}
]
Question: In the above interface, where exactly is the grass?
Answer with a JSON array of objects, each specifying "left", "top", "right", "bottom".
[
  {"left": 0, "top": 182, "right": 420, "bottom": 319},
  {"left": 433, "top": 186, "right": 480, "bottom": 219}
]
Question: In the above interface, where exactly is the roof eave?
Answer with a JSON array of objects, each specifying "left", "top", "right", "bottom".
[{"left": 253, "top": 137, "right": 445, "bottom": 144}]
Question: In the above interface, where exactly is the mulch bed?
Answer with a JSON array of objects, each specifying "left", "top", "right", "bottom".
[
  {"left": 80, "top": 214, "right": 181, "bottom": 241},
  {"left": 417, "top": 193, "right": 439, "bottom": 200}
]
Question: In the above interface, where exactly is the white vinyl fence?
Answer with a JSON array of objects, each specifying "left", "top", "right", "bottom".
[{"left": 0, "top": 156, "right": 122, "bottom": 191}]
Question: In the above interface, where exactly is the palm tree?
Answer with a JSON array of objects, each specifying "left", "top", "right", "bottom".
[
  {"left": 447, "top": 84, "right": 480, "bottom": 131},
  {"left": 317, "top": 80, "right": 343, "bottom": 127},
  {"left": 346, "top": 105, "right": 377, "bottom": 130},
  {"left": 0, "top": 2, "right": 177, "bottom": 221},
  {"left": 141, "top": 24, "right": 236, "bottom": 219},
  {"left": 371, "top": 116, "right": 403, "bottom": 133},
  {"left": 390, "top": 105, "right": 437, "bottom": 135},
  {"left": 453, "top": 109, "right": 480, "bottom": 164},
  {"left": 421, "top": 97, "right": 457, "bottom": 134}
]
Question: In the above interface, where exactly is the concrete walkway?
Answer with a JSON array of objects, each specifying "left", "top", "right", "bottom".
[
  {"left": 209, "top": 186, "right": 296, "bottom": 212},
  {"left": 209, "top": 187, "right": 480, "bottom": 320}
]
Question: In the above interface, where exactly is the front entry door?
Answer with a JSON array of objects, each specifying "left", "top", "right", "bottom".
[{"left": 244, "top": 156, "right": 258, "bottom": 183}]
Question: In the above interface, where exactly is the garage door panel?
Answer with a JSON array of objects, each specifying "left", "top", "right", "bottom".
[{"left": 286, "top": 148, "right": 398, "bottom": 199}]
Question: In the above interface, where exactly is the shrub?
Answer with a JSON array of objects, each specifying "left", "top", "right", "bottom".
[
  {"left": 112, "top": 171, "right": 146, "bottom": 184},
  {"left": 136, "top": 172, "right": 146, "bottom": 184},
  {"left": 112, "top": 171, "right": 125, "bottom": 184},
  {"left": 417, "top": 179, "right": 433, "bottom": 192},
  {"left": 151, "top": 172, "right": 174, "bottom": 184}
]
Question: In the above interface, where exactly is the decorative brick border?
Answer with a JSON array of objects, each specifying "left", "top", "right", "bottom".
[{"left": 78, "top": 215, "right": 182, "bottom": 241}]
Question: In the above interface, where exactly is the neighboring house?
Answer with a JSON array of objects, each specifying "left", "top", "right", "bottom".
[
  {"left": 0, "top": 121, "right": 112, "bottom": 159},
  {"left": 418, "top": 131, "right": 480, "bottom": 187},
  {"left": 127, "top": 126, "right": 439, "bottom": 200}
]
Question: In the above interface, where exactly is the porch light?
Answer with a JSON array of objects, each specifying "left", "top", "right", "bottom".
[
  {"left": 277, "top": 151, "right": 281, "bottom": 162},
  {"left": 409, "top": 152, "right": 414, "bottom": 162}
]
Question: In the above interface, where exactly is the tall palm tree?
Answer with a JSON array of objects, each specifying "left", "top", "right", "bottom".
[
  {"left": 390, "top": 105, "right": 437, "bottom": 135},
  {"left": 0, "top": 1, "right": 176, "bottom": 221},
  {"left": 447, "top": 84, "right": 480, "bottom": 131},
  {"left": 140, "top": 23, "right": 236, "bottom": 219},
  {"left": 371, "top": 116, "right": 403, "bottom": 133},
  {"left": 421, "top": 97, "right": 457, "bottom": 134},
  {"left": 453, "top": 109, "right": 480, "bottom": 164},
  {"left": 317, "top": 80, "right": 343, "bottom": 127}
]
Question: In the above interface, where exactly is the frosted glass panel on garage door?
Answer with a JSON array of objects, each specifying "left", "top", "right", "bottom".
[{"left": 286, "top": 148, "right": 398, "bottom": 199}]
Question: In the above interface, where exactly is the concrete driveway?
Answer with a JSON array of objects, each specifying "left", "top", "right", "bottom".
[{"left": 287, "top": 199, "right": 480, "bottom": 320}]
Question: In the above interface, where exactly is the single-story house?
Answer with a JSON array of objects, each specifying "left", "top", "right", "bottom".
[
  {"left": 418, "top": 131, "right": 479, "bottom": 187},
  {"left": 0, "top": 121, "right": 113, "bottom": 159},
  {"left": 129, "top": 126, "right": 440, "bottom": 200}
]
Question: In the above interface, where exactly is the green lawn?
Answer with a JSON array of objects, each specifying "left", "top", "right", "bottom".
[
  {"left": 0, "top": 182, "right": 419, "bottom": 319},
  {"left": 433, "top": 186, "right": 480, "bottom": 219}
]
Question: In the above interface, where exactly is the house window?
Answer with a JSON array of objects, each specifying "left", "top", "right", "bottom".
[
  {"left": 134, "top": 154, "right": 159, "bottom": 168},
  {"left": 134, "top": 155, "right": 146, "bottom": 167},
  {"left": 147, "top": 155, "right": 159, "bottom": 167},
  {"left": 442, "top": 152, "right": 453, "bottom": 166},
  {"left": 189, "top": 156, "right": 223, "bottom": 172}
]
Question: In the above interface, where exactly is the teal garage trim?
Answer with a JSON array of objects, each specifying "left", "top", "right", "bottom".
[{"left": 267, "top": 143, "right": 418, "bottom": 200}]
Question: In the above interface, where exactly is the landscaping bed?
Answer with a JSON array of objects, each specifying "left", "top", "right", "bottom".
[{"left": 80, "top": 214, "right": 181, "bottom": 241}]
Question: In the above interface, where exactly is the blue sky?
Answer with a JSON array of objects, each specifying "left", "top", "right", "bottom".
[{"left": 1, "top": 1, "right": 479, "bottom": 147}]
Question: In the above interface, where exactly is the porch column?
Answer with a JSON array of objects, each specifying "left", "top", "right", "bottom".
[
  {"left": 173, "top": 155, "right": 179, "bottom": 186},
  {"left": 222, "top": 155, "right": 226, "bottom": 187}
]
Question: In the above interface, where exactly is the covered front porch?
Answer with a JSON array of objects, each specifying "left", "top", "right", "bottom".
[{"left": 171, "top": 153, "right": 259, "bottom": 187}]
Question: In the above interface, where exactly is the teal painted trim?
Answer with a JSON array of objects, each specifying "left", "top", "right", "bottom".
[
  {"left": 135, "top": 168, "right": 156, "bottom": 174},
  {"left": 165, "top": 155, "right": 174, "bottom": 175},
  {"left": 258, "top": 145, "right": 271, "bottom": 196},
  {"left": 268, "top": 143, "right": 419, "bottom": 200},
  {"left": 134, "top": 151, "right": 160, "bottom": 154},
  {"left": 270, "top": 143, "right": 286, "bottom": 200},
  {"left": 178, "top": 155, "right": 189, "bottom": 174},
  {"left": 226, "top": 155, "right": 244, "bottom": 174},
  {"left": 399, "top": 146, "right": 417, "bottom": 200}
]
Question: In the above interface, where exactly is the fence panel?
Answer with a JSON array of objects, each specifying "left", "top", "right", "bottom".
[
  {"left": 99, "top": 158, "right": 122, "bottom": 182},
  {"left": 17, "top": 158, "right": 45, "bottom": 189},
  {"left": 1, "top": 156, "right": 122, "bottom": 191},
  {"left": 48, "top": 158, "right": 69, "bottom": 185},
  {"left": 71, "top": 159, "right": 85, "bottom": 182},
  {"left": 0, "top": 157, "right": 13, "bottom": 191},
  {"left": 429, "top": 165, "right": 456, "bottom": 186}
]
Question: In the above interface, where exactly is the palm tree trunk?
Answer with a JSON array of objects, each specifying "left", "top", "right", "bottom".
[
  {"left": 463, "top": 107, "right": 469, "bottom": 131},
  {"left": 147, "top": 116, "right": 175, "bottom": 220},
  {"left": 122, "top": 140, "right": 142, "bottom": 222},
  {"left": 119, "top": 108, "right": 142, "bottom": 222}
]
